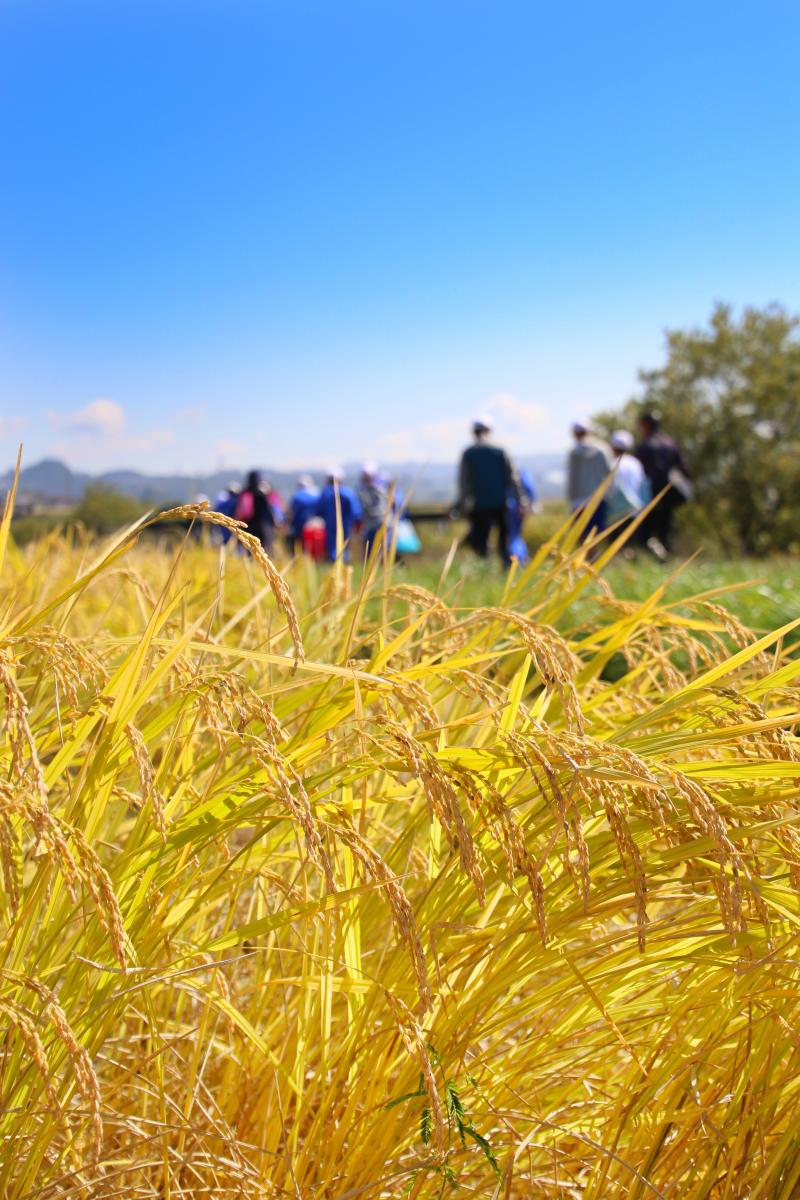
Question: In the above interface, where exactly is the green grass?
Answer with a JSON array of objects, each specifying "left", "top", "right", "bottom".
[
  {"left": 399, "top": 514, "right": 800, "bottom": 630},
  {"left": 602, "top": 557, "right": 800, "bottom": 629},
  {"left": 398, "top": 550, "right": 800, "bottom": 631}
]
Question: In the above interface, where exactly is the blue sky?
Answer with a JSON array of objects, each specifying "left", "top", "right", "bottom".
[{"left": 2, "top": 0, "right": 799, "bottom": 474}]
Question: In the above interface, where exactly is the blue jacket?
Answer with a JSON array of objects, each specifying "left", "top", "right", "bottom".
[
  {"left": 289, "top": 487, "right": 320, "bottom": 538},
  {"left": 315, "top": 484, "right": 363, "bottom": 561},
  {"left": 213, "top": 488, "right": 239, "bottom": 544}
]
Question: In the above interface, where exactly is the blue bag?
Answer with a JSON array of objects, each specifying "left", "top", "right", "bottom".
[{"left": 394, "top": 518, "right": 422, "bottom": 554}]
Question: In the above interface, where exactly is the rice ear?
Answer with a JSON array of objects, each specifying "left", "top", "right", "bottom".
[{"left": 0, "top": 511, "right": 798, "bottom": 1195}]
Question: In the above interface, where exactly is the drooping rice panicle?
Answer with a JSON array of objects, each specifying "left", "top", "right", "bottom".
[{"left": 0, "top": 501, "right": 797, "bottom": 1198}]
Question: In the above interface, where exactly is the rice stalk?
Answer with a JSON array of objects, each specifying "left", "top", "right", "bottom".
[{"left": 0, "top": 502, "right": 797, "bottom": 1197}]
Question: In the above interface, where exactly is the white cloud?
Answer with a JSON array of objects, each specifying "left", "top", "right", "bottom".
[
  {"left": 175, "top": 403, "right": 208, "bottom": 425},
  {"left": 214, "top": 438, "right": 246, "bottom": 461},
  {"left": 129, "top": 429, "right": 176, "bottom": 451},
  {"left": 50, "top": 398, "right": 126, "bottom": 437},
  {"left": 44, "top": 398, "right": 178, "bottom": 468},
  {"left": 47, "top": 427, "right": 175, "bottom": 459},
  {"left": 369, "top": 394, "right": 552, "bottom": 462},
  {"left": 486, "top": 394, "right": 549, "bottom": 434},
  {"left": 369, "top": 419, "right": 465, "bottom": 462}
]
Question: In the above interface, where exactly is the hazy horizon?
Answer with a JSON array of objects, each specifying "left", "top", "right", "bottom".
[{"left": 2, "top": 444, "right": 566, "bottom": 481}]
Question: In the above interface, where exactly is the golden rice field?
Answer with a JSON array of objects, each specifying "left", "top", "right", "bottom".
[{"left": 1, "top": 483, "right": 800, "bottom": 1199}]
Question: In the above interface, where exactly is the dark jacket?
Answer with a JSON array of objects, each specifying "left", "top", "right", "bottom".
[
  {"left": 636, "top": 432, "right": 689, "bottom": 497},
  {"left": 240, "top": 487, "right": 275, "bottom": 546},
  {"left": 459, "top": 442, "right": 519, "bottom": 512}
]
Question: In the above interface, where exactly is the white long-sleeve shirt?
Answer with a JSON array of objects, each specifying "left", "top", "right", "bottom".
[
  {"left": 607, "top": 452, "right": 647, "bottom": 519},
  {"left": 615, "top": 452, "right": 646, "bottom": 499}
]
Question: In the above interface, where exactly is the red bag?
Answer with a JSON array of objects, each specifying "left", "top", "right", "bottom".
[
  {"left": 302, "top": 521, "right": 326, "bottom": 561},
  {"left": 235, "top": 490, "right": 255, "bottom": 522}
]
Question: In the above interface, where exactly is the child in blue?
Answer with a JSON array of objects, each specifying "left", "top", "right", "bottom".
[
  {"left": 315, "top": 468, "right": 363, "bottom": 562},
  {"left": 212, "top": 482, "right": 240, "bottom": 545}
]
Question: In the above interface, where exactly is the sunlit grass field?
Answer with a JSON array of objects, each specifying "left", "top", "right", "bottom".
[
  {"left": 1, "top": 487, "right": 800, "bottom": 1198},
  {"left": 403, "top": 512, "right": 800, "bottom": 631}
]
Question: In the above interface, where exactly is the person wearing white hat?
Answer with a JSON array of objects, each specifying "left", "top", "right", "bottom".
[
  {"left": 458, "top": 415, "right": 520, "bottom": 563},
  {"left": 610, "top": 430, "right": 646, "bottom": 503},
  {"left": 566, "top": 420, "right": 611, "bottom": 532},
  {"left": 359, "top": 461, "right": 390, "bottom": 555},
  {"left": 607, "top": 430, "right": 648, "bottom": 541}
]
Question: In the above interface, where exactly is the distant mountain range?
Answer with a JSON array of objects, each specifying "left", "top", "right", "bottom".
[{"left": 2, "top": 454, "right": 567, "bottom": 507}]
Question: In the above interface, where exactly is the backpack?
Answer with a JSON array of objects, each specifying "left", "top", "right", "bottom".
[{"left": 235, "top": 490, "right": 255, "bottom": 523}]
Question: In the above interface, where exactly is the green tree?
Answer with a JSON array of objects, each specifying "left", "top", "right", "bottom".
[
  {"left": 72, "top": 484, "right": 148, "bottom": 535},
  {"left": 596, "top": 303, "right": 800, "bottom": 555}
]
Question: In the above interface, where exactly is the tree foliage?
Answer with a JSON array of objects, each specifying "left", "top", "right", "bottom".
[
  {"left": 596, "top": 303, "right": 800, "bottom": 554},
  {"left": 72, "top": 483, "right": 148, "bottom": 534}
]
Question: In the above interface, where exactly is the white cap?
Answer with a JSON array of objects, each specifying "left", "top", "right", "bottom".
[
  {"left": 473, "top": 413, "right": 492, "bottom": 433},
  {"left": 611, "top": 429, "right": 634, "bottom": 451},
  {"left": 571, "top": 420, "right": 589, "bottom": 436},
  {"left": 297, "top": 474, "right": 314, "bottom": 489},
  {"left": 361, "top": 460, "right": 379, "bottom": 478},
  {"left": 326, "top": 465, "right": 344, "bottom": 481}
]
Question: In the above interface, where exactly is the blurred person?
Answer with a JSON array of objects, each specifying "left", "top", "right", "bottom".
[
  {"left": 212, "top": 481, "right": 241, "bottom": 544},
  {"left": 566, "top": 420, "right": 611, "bottom": 534},
  {"left": 607, "top": 430, "right": 647, "bottom": 557},
  {"left": 287, "top": 474, "right": 319, "bottom": 554},
  {"left": 635, "top": 412, "right": 691, "bottom": 558},
  {"left": 213, "top": 481, "right": 240, "bottom": 517},
  {"left": 507, "top": 468, "right": 538, "bottom": 564},
  {"left": 359, "top": 462, "right": 390, "bottom": 556},
  {"left": 315, "top": 467, "right": 363, "bottom": 562},
  {"left": 458, "top": 415, "right": 519, "bottom": 564},
  {"left": 191, "top": 492, "right": 210, "bottom": 542},
  {"left": 607, "top": 431, "right": 647, "bottom": 518},
  {"left": 235, "top": 470, "right": 276, "bottom": 550},
  {"left": 380, "top": 469, "right": 406, "bottom": 521},
  {"left": 266, "top": 483, "right": 286, "bottom": 528}
]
